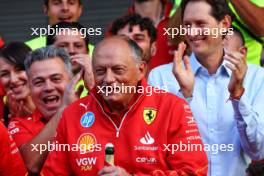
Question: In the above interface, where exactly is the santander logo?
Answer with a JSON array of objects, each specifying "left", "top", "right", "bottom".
[{"left": 140, "top": 131, "right": 155, "bottom": 145}]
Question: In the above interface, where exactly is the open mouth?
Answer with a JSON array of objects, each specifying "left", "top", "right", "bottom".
[
  {"left": 42, "top": 95, "right": 60, "bottom": 107},
  {"left": 59, "top": 17, "right": 72, "bottom": 22},
  {"left": 190, "top": 36, "right": 206, "bottom": 45}
]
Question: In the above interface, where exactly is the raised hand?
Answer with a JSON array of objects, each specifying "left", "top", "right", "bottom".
[
  {"left": 172, "top": 42, "right": 194, "bottom": 98},
  {"left": 61, "top": 71, "right": 82, "bottom": 109},
  {"left": 98, "top": 166, "right": 131, "bottom": 176},
  {"left": 71, "top": 54, "right": 94, "bottom": 90},
  {"left": 7, "top": 91, "right": 34, "bottom": 118},
  {"left": 224, "top": 49, "right": 247, "bottom": 98}
]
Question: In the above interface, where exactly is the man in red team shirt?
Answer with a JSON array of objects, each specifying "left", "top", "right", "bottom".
[
  {"left": 0, "top": 122, "right": 27, "bottom": 176},
  {"left": 8, "top": 46, "right": 82, "bottom": 175},
  {"left": 43, "top": 36, "right": 208, "bottom": 176}
]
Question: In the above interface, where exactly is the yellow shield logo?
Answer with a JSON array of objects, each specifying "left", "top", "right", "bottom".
[{"left": 143, "top": 108, "right": 157, "bottom": 125}]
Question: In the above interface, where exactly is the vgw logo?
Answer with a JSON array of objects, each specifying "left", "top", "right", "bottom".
[{"left": 76, "top": 157, "right": 97, "bottom": 171}]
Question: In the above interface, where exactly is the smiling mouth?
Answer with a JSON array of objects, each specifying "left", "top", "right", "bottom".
[
  {"left": 10, "top": 83, "right": 26, "bottom": 93},
  {"left": 59, "top": 17, "right": 72, "bottom": 22},
  {"left": 43, "top": 95, "right": 59, "bottom": 105}
]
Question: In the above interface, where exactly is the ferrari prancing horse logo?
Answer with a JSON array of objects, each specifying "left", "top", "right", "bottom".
[{"left": 143, "top": 108, "right": 157, "bottom": 125}]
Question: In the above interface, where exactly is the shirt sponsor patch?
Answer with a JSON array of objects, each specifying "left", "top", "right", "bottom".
[
  {"left": 76, "top": 157, "right": 97, "bottom": 171},
  {"left": 143, "top": 108, "right": 157, "bottom": 125},
  {"left": 140, "top": 131, "right": 155, "bottom": 145},
  {"left": 77, "top": 133, "right": 97, "bottom": 154},
  {"left": 80, "top": 112, "right": 95, "bottom": 128}
]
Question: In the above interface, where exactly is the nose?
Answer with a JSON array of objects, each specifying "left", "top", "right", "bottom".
[
  {"left": 10, "top": 71, "right": 19, "bottom": 84},
  {"left": 43, "top": 80, "right": 54, "bottom": 93},
  {"left": 61, "top": 2, "right": 69, "bottom": 12},
  {"left": 103, "top": 69, "right": 115, "bottom": 85},
  {"left": 68, "top": 45, "right": 77, "bottom": 56},
  {"left": 188, "top": 25, "right": 202, "bottom": 37}
]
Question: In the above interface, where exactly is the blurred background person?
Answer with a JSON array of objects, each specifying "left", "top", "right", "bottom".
[
  {"left": 125, "top": 0, "right": 178, "bottom": 70},
  {"left": 228, "top": 0, "right": 264, "bottom": 65},
  {"left": 47, "top": 21, "right": 94, "bottom": 94},
  {"left": 25, "top": 0, "right": 94, "bottom": 53},
  {"left": 109, "top": 13, "right": 157, "bottom": 76},
  {"left": 0, "top": 42, "right": 35, "bottom": 126}
]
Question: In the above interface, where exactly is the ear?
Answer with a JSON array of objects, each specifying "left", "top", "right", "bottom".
[
  {"left": 239, "top": 46, "right": 247, "bottom": 55},
  {"left": 220, "top": 15, "right": 232, "bottom": 33},
  {"left": 150, "top": 42, "right": 157, "bottom": 56},
  {"left": 137, "top": 61, "right": 148, "bottom": 79},
  {"left": 77, "top": 4, "right": 83, "bottom": 19}
]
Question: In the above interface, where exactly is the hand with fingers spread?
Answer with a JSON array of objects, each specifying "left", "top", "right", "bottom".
[
  {"left": 224, "top": 49, "right": 247, "bottom": 98},
  {"left": 172, "top": 42, "right": 194, "bottom": 98},
  {"left": 60, "top": 72, "right": 83, "bottom": 110},
  {"left": 71, "top": 54, "right": 95, "bottom": 90},
  {"left": 98, "top": 166, "right": 131, "bottom": 176}
]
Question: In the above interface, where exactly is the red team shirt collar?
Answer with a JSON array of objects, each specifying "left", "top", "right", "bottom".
[
  {"left": 91, "top": 78, "right": 148, "bottom": 117},
  {"left": 31, "top": 109, "right": 48, "bottom": 124}
]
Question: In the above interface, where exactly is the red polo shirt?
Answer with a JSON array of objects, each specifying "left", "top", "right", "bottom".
[
  {"left": 8, "top": 110, "right": 47, "bottom": 147},
  {"left": 0, "top": 122, "right": 27, "bottom": 176}
]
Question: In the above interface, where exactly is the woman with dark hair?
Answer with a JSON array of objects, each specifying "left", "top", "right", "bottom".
[{"left": 0, "top": 42, "right": 35, "bottom": 125}]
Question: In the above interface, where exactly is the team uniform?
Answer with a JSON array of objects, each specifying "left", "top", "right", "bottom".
[
  {"left": 0, "top": 122, "right": 27, "bottom": 176},
  {"left": 43, "top": 79, "right": 208, "bottom": 176},
  {"left": 128, "top": 0, "right": 178, "bottom": 70},
  {"left": 8, "top": 110, "right": 47, "bottom": 148}
]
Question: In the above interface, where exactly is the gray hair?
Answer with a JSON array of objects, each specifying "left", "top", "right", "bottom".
[
  {"left": 93, "top": 36, "right": 143, "bottom": 63},
  {"left": 24, "top": 45, "right": 72, "bottom": 76},
  {"left": 125, "top": 37, "right": 143, "bottom": 62}
]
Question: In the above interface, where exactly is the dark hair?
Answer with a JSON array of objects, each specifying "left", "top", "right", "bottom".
[
  {"left": 246, "top": 161, "right": 264, "bottom": 176},
  {"left": 46, "top": 21, "right": 89, "bottom": 48},
  {"left": 0, "top": 42, "right": 31, "bottom": 70},
  {"left": 44, "top": 0, "right": 81, "bottom": 7},
  {"left": 181, "top": 0, "right": 234, "bottom": 21},
  {"left": 109, "top": 13, "right": 157, "bottom": 43}
]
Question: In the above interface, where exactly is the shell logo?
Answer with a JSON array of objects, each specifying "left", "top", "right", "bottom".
[{"left": 77, "top": 133, "right": 97, "bottom": 153}]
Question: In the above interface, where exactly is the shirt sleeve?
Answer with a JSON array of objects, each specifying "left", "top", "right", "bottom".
[
  {"left": 0, "top": 122, "right": 27, "bottom": 176},
  {"left": 148, "top": 68, "right": 164, "bottom": 88},
  {"left": 42, "top": 111, "right": 72, "bottom": 176},
  {"left": 8, "top": 119, "right": 34, "bottom": 148},
  {"left": 232, "top": 79, "right": 264, "bottom": 160},
  {"left": 160, "top": 98, "right": 208, "bottom": 176}
]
